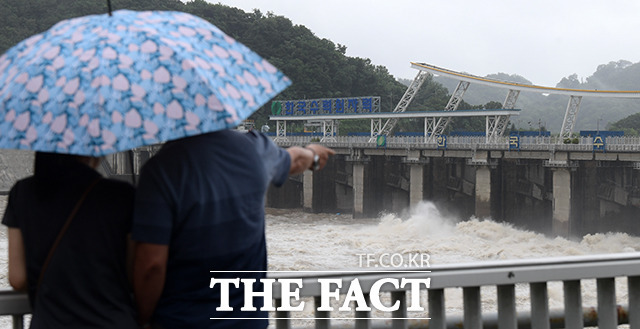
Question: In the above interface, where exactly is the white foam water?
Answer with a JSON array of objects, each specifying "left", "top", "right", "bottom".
[
  {"left": 265, "top": 201, "right": 640, "bottom": 325},
  {"left": 267, "top": 201, "right": 640, "bottom": 269}
]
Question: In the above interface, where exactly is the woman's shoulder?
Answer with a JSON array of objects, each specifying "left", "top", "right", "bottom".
[{"left": 7, "top": 175, "right": 37, "bottom": 196}]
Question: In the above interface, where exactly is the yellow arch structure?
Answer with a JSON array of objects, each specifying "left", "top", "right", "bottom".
[
  {"left": 411, "top": 62, "right": 640, "bottom": 98},
  {"left": 408, "top": 62, "right": 640, "bottom": 140}
]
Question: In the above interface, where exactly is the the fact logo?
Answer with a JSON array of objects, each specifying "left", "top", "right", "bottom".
[
  {"left": 209, "top": 277, "right": 431, "bottom": 312},
  {"left": 209, "top": 253, "right": 431, "bottom": 314}
]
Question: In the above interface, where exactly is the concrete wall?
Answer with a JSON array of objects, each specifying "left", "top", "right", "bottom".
[
  {"left": 264, "top": 153, "right": 640, "bottom": 237},
  {"left": 0, "top": 150, "right": 34, "bottom": 193},
  {"left": 266, "top": 175, "right": 302, "bottom": 209},
  {"left": 572, "top": 163, "right": 640, "bottom": 236}
]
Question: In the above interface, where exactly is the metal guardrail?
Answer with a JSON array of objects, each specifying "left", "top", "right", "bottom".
[
  {"left": 1, "top": 253, "right": 640, "bottom": 328},
  {"left": 0, "top": 290, "right": 30, "bottom": 329},
  {"left": 269, "top": 252, "right": 640, "bottom": 329},
  {"left": 272, "top": 135, "right": 640, "bottom": 153}
]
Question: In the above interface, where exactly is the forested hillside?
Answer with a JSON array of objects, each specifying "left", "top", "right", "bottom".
[{"left": 2, "top": 0, "right": 640, "bottom": 133}]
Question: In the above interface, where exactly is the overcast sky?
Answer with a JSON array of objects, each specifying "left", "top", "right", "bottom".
[{"left": 209, "top": 0, "right": 640, "bottom": 88}]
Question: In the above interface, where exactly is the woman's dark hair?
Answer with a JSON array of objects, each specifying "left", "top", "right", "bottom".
[
  {"left": 33, "top": 153, "right": 100, "bottom": 199},
  {"left": 34, "top": 152, "right": 88, "bottom": 180}
]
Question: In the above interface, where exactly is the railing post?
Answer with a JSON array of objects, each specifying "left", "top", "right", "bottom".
[
  {"left": 563, "top": 280, "right": 583, "bottom": 329},
  {"left": 629, "top": 276, "right": 640, "bottom": 329},
  {"left": 530, "top": 282, "right": 549, "bottom": 329},
  {"left": 391, "top": 291, "right": 408, "bottom": 329},
  {"left": 274, "top": 298, "right": 291, "bottom": 329},
  {"left": 355, "top": 293, "right": 372, "bottom": 329},
  {"left": 463, "top": 287, "right": 482, "bottom": 329},
  {"left": 497, "top": 284, "right": 516, "bottom": 329},
  {"left": 428, "top": 288, "right": 446, "bottom": 329},
  {"left": 314, "top": 296, "right": 330, "bottom": 329},
  {"left": 11, "top": 315, "right": 23, "bottom": 329},
  {"left": 597, "top": 278, "right": 617, "bottom": 329}
]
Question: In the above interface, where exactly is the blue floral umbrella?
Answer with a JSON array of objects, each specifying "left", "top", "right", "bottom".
[{"left": 0, "top": 10, "right": 291, "bottom": 156}]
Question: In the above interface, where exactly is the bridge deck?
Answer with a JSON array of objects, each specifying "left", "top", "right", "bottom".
[{"left": 269, "top": 109, "right": 520, "bottom": 121}]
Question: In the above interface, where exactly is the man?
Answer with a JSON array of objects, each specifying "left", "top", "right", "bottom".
[{"left": 132, "top": 129, "right": 334, "bottom": 329}]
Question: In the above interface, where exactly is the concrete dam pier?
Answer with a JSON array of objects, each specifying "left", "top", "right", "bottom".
[{"left": 262, "top": 141, "right": 640, "bottom": 237}]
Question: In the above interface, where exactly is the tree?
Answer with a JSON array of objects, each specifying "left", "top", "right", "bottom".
[
  {"left": 557, "top": 74, "right": 581, "bottom": 89},
  {"left": 609, "top": 112, "right": 640, "bottom": 136}
]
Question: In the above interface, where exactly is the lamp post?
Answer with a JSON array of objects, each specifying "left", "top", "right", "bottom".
[{"left": 538, "top": 119, "right": 542, "bottom": 136}]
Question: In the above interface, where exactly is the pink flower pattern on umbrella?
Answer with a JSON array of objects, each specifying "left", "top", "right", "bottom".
[{"left": 0, "top": 10, "right": 290, "bottom": 156}]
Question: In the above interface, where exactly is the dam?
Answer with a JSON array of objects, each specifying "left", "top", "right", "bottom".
[
  {"left": 106, "top": 133, "right": 640, "bottom": 238},
  {"left": 266, "top": 135, "right": 640, "bottom": 237}
]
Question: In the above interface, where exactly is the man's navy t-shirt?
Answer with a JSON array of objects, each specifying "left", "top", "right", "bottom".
[{"left": 132, "top": 130, "right": 290, "bottom": 329}]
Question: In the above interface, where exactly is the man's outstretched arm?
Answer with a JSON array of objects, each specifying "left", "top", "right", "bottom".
[{"left": 287, "top": 144, "right": 335, "bottom": 175}]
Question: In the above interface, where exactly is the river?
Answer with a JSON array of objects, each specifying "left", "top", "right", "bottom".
[
  {"left": 1, "top": 198, "right": 639, "bottom": 327},
  {"left": 267, "top": 201, "right": 640, "bottom": 270},
  {"left": 265, "top": 201, "right": 640, "bottom": 325}
]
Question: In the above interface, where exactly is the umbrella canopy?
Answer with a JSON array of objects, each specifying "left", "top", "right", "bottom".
[{"left": 0, "top": 10, "right": 291, "bottom": 156}]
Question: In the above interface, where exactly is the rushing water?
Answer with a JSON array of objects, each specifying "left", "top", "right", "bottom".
[
  {"left": 265, "top": 201, "right": 640, "bottom": 324},
  {"left": 1, "top": 198, "right": 639, "bottom": 327},
  {"left": 267, "top": 201, "right": 640, "bottom": 270}
]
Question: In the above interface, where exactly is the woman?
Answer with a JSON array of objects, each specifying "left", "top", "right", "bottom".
[{"left": 3, "top": 152, "right": 137, "bottom": 328}]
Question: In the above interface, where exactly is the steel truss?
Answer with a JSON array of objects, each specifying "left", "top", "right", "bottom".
[
  {"left": 485, "top": 89, "right": 521, "bottom": 142},
  {"left": 486, "top": 115, "right": 511, "bottom": 143},
  {"left": 370, "top": 118, "right": 382, "bottom": 138},
  {"left": 371, "top": 71, "right": 429, "bottom": 140},
  {"left": 321, "top": 120, "right": 337, "bottom": 142},
  {"left": 559, "top": 95, "right": 583, "bottom": 141},
  {"left": 503, "top": 89, "right": 520, "bottom": 110},
  {"left": 425, "top": 117, "right": 438, "bottom": 143},
  {"left": 426, "top": 81, "right": 470, "bottom": 142},
  {"left": 275, "top": 120, "right": 287, "bottom": 141}
]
